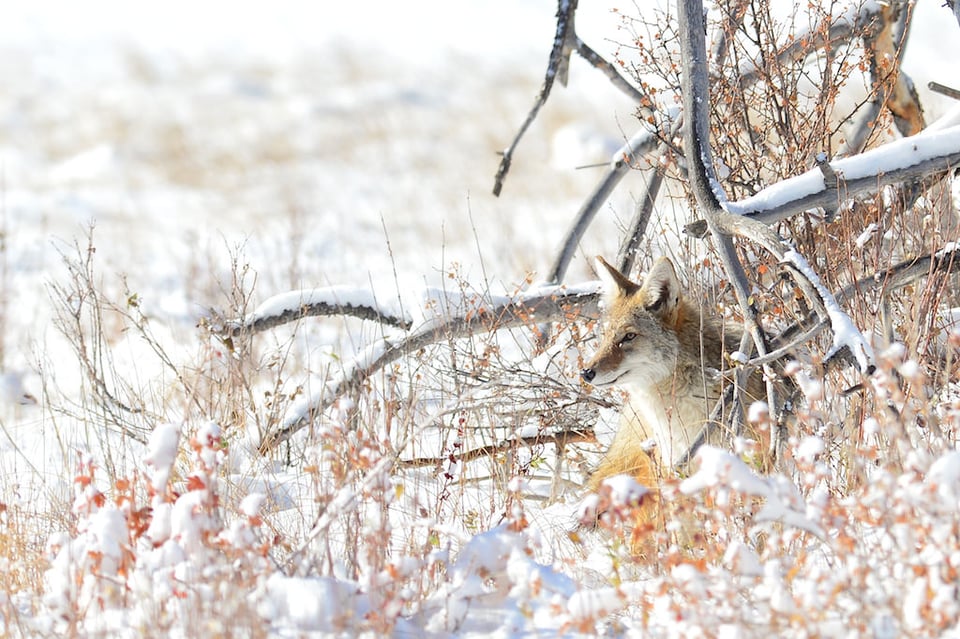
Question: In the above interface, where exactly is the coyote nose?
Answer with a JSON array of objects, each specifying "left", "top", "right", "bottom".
[{"left": 581, "top": 368, "right": 596, "bottom": 383}]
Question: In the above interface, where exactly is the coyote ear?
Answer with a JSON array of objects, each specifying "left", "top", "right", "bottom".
[
  {"left": 641, "top": 257, "right": 681, "bottom": 315},
  {"left": 595, "top": 256, "right": 640, "bottom": 302}
]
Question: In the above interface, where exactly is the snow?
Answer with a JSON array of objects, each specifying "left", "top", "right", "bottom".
[{"left": 143, "top": 422, "right": 181, "bottom": 491}]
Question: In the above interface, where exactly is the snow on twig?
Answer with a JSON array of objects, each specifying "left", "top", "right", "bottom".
[
  {"left": 784, "top": 250, "right": 874, "bottom": 373},
  {"left": 680, "top": 446, "right": 826, "bottom": 539}
]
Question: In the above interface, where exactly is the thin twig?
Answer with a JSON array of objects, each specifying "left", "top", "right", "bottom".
[
  {"left": 929, "top": 81, "right": 960, "bottom": 101},
  {"left": 397, "top": 427, "right": 596, "bottom": 469}
]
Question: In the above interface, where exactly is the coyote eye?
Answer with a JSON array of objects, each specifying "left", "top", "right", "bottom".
[{"left": 621, "top": 332, "right": 637, "bottom": 344}]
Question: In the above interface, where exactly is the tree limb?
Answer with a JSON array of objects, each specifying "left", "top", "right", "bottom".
[
  {"left": 545, "top": 127, "right": 663, "bottom": 284},
  {"left": 684, "top": 125, "right": 960, "bottom": 237},
  {"left": 220, "top": 286, "right": 413, "bottom": 338},
  {"left": 493, "top": 0, "right": 578, "bottom": 197}
]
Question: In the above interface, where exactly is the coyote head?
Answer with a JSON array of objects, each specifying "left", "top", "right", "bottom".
[{"left": 581, "top": 256, "right": 685, "bottom": 390}]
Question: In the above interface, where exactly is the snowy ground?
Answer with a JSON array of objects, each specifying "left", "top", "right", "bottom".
[{"left": 4, "top": 0, "right": 960, "bottom": 636}]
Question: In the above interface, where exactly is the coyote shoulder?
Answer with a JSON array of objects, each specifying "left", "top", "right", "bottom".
[{"left": 581, "top": 256, "right": 763, "bottom": 495}]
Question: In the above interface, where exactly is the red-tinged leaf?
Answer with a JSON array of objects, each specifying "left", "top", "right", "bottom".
[
  {"left": 115, "top": 478, "right": 131, "bottom": 492},
  {"left": 75, "top": 475, "right": 92, "bottom": 487},
  {"left": 186, "top": 475, "right": 206, "bottom": 491}
]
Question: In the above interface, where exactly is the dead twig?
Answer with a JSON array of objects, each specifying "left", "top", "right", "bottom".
[
  {"left": 929, "top": 81, "right": 960, "bottom": 101},
  {"left": 397, "top": 426, "right": 596, "bottom": 469}
]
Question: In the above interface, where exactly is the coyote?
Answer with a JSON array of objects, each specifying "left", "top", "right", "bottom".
[{"left": 581, "top": 256, "right": 764, "bottom": 501}]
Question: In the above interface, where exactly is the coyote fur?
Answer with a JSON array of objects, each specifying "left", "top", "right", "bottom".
[{"left": 581, "top": 256, "right": 767, "bottom": 502}]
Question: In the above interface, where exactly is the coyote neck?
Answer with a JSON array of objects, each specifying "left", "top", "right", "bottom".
[{"left": 624, "top": 370, "right": 716, "bottom": 469}]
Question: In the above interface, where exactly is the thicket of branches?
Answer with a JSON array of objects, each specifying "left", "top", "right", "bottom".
[{"left": 29, "top": 0, "right": 960, "bottom": 635}]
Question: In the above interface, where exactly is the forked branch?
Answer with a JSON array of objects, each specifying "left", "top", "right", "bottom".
[{"left": 492, "top": 0, "right": 650, "bottom": 196}]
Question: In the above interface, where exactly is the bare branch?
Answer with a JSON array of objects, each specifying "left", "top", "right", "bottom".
[
  {"left": 545, "top": 128, "right": 662, "bottom": 284},
  {"left": 492, "top": 0, "right": 578, "bottom": 197},
  {"left": 397, "top": 426, "right": 596, "bottom": 469},
  {"left": 616, "top": 154, "right": 664, "bottom": 276},
  {"left": 573, "top": 38, "right": 647, "bottom": 103},
  {"left": 676, "top": 0, "right": 772, "bottom": 354},
  {"left": 493, "top": 0, "right": 652, "bottom": 196},
  {"left": 929, "top": 81, "right": 960, "bottom": 101}
]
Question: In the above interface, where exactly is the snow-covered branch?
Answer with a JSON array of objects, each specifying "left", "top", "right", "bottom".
[
  {"left": 684, "top": 126, "right": 960, "bottom": 236},
  {"left": 221, "top": 286, "right": 413, "bottom": 337},
  {"left": 768, "top": 242, "right": 960, "bottom": 363}
]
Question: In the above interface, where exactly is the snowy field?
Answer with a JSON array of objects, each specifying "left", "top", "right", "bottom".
[{"left": 4, "top": 0, "right": 960, "bottom": 636}]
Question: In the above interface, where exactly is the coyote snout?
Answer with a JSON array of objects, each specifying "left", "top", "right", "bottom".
[{"left": 583, "top": 256, "right": 755, "bottom": 490}]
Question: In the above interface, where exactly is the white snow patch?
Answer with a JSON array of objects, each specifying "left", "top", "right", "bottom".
[{"left": 143, "top": 423, "right": 181, "bottom": 492}]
